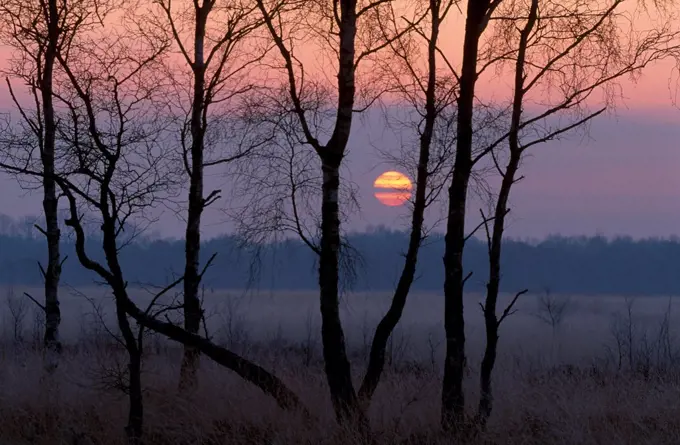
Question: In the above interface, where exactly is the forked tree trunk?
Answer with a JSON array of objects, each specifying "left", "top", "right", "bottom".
[
  {"left": 179, "top": 5, "right": 210, "bottom": 392},
  {"left": 67, "top": 200, "right": 310, "bottom": 443},
  {"left": 41, "top": 0, "right": 62, "bottom": 369},
  {"left": 315, "top": 0, "right": 369, "bottom": 431},
  {"left": 441, "top": 0, "right": 491, "bottom": 431},
  {"left": 358, "top": 0, "right": 440, "bottom": 405},
  {"left": 257, "top": 0, "right": 366, "bottom": 430}
]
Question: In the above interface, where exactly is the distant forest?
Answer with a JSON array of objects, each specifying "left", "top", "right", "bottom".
[{"left": 0, "top": 215, "right": 677, "bottom": 296}]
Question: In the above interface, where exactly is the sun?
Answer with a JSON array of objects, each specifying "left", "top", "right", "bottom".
[{"left": 373, "top": 171, "right": 413, "bottom": 207}]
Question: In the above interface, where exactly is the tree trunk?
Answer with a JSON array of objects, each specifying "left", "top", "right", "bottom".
[
  {"left": 101, "top": 218, "right": 144, "bottom": 444},
  {"left": 476, "top": 165, "right": 514, "bottom": 429},
  {"left": 441, "top": 0, "right": 490, "bottom": 431},
  {"left": 319, "top": 159, "right": 367, "bottom": 429},
  {"left": 124, "top": 297, "right": 311, "bottom": 416},
  {"left": 357, "top": 224, "right": 422, "bottom": 403},
  {"left": 477, "top": 312, "right": 497, "bottom": 429},
  {"left": 126, "top": 349, "right": 144, "bottom": 445},
  {"left": 441, "top": 166, "right": 470, "bottom": 431},
  {"left": 358, "top": 0, "right": 440, "bottom": 404},
  {"left": 179, "top": 5, "right": 209, "bottom": 392},
  {"left": 64, "top": 188, "right": 311, "bottom": 423},
  {"left": 314, "top": 0, "right": 368, "bottom": 431},
  {"left": 180, "top": 167, "right": 203, "bottom": 392},
  {"left": 477, "top": 0, "right": 536, "bottom": 428},
  {"left": 41, "top": 0, "right": 62, "bottom": 370},
  {"left": 119, "top": 298, "right": 144, "bottom": 445}
]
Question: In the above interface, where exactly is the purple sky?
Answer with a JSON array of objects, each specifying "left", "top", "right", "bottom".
[
  {"left": 0, "top": 107, "right": 678, "bottom": 240},
  {"left": 354, "top": 109, "right": 680, "bottom": 239}
]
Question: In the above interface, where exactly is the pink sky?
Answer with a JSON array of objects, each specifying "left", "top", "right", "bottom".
[{"left": 1, "top": 4, "right": 679, "bottom": 240}]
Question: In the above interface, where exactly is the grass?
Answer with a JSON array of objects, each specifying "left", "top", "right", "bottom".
[{"left": 1, "top": 289, "right": 680, "bottom": 444}]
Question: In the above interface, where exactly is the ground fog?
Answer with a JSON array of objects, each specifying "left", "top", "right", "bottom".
[{"left": 1, "top": 288, "right": 680, "bottom": 444}]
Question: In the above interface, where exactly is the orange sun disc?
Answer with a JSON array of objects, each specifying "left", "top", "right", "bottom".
[{"left": 373, "top": 171, "right": 412, "bottom": 207}]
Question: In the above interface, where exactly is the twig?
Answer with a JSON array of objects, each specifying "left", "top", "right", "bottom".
[
  {"left": 498, "top": 289, "right": 528, "bottom": 326},
  {"left": 462, "top": 270, "right": 473, "bottom": 287},
  {"left": 37, "top": 261, "right": 47, "bottom": 280},
  {"left": 34, "top": 224, "right": 48, "bottom": 237},
  {"left": 143, "top": 275, "right": 185, "bottom": 316},
  {"left": 197, "top": 252, "right": 218, "bottom": 281},
  {"left": 23, "top": 292, "right": 46, "bottom": 312},
  {"left": 203, "top": 189, "right": 222, "bottom": 208},
  {"left": 465, "top": 213, "right": 498, "bottom": 243}
]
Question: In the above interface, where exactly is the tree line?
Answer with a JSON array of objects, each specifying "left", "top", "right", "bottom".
[
  {"left": 0, "top": 225, "right": 679, "bottom": 296},
  {"left": 1, "top": 0, "right": 679, "bottom": 442}
]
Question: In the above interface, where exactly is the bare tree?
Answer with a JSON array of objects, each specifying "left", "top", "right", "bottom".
[
  {"left": 2, "top": 6, "right": 312, "bottom": 441},
  {"left": 0, "top": 0, "right": 68, "bottom": 370},
  {"left": 0, "top": 2, "right": 175, "bottom": 440},
  {"left": 5, "top": 286, "right": 28, "bottom": 345},
  {"left": 440, "top": 0, "right": 502, "bottom": 431},
  {"left": 250, "top": 0, "right": 421, "bottom": 429},
  {"left": 56, "top": 13, "right": 173, "bottom": 443},
  {"left": 357, "top": 0, "right": 458, "bottom": 406},
  {"left": 147, "top": 0, "right": 270, "bottom": 393},
  {"left": 474, "top": 0, "right": 680, "bottom": 430},
  {"left": 533, "top": 288, "right": 571, "bottom": 341}
]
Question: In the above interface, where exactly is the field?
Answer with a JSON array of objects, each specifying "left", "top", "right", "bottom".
[{"left": 1, "top": 287, "right": 680, "bottom": 444}]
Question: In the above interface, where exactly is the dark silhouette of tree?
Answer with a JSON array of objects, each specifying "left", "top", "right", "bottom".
[
  {"left": 0, "top": 5, "right": 316, "bottom": 440},
  {"left": 441, "top": 0, "right": 501, "bottom": 431},
  {"left": 252, "top": 0, "right": 419, "bottom": 429},
  {"left": 147, "top": 0, "right": 270, "bottom": 393},
  {"left": 0, "top": 0, "right": 69, "bottom": 371},
  {"left": 474, "top": 0, "right": 680, "bottom": 430},
  {"left": 358, "top": 0, "right": 458, "bottom": 407}
]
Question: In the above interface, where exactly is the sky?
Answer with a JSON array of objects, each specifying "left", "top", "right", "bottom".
[
  {"left": 344, "top": 104, "right": 680, "bottom": 240},
  {"left": 1, "top": 3, "right": 679, "bottom": 241},
  {"left": 1, "top": 103, "right": 679, "bottom": 240}
]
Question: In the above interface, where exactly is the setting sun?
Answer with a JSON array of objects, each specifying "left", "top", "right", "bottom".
[{"left": 373, "top": 171, "right": 413, "bottom": 207}]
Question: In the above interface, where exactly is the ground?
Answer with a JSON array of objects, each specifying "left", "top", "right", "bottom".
[{"left": 1, "top": 289, "right": 679, "bottom": 444}]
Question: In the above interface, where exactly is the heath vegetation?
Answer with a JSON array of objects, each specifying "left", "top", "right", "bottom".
[{"left": 1, "top": 0, "right": 680, "bottom": 444}]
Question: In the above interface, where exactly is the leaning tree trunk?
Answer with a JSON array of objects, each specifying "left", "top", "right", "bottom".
[
  {"left": 357, "top": 162, "right": 427, "bottom": 403},
  {"left": 179, "top": 6, "right": 209, "bottom": 392},
  {"left": 358, "top": 0, "right": 440, "bottom": 402},
  {"left": 41, "top": 0, "right": 62, "bottom": 369},
  {"left": 441, "top": 0, "right": 490, "bottom": 431},
  {"left": 66, "top": 193, "right": 311, "bottom": 442}
]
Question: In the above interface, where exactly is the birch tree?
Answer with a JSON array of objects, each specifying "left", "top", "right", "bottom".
[
  {"left": 147, "top": 0, "right": 269, "bottom": 392},
  {"left": 358, "top": 0, "right": 459, "bottom": 406},
  {"left": 0, "top": 0, "right": 72, "bottom": 370},
  {"left": 474, "top": 0, "right": 680, "bottom": 429},
  {"left": 251, "top": 0, "right": 421, "bottom": 428},
  {"left": 440, "top": 0, "right": 501, "bottom": 430}
]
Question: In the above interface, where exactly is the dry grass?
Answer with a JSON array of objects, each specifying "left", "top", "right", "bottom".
[
  {"left": 1, "top": 290, "right": 680, "bottom": 444},
  {"left": 1, "top": 341, "right": 680, "bottom": 444}
]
